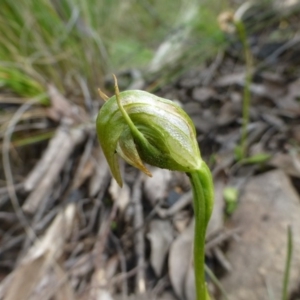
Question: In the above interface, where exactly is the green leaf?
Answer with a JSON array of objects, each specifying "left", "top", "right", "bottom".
[
  {"left": 241, "top": 153, "right": 272, "bottom": 165},
  {"left": 223, "top": 186, "right": 238, "bottom": 215}
]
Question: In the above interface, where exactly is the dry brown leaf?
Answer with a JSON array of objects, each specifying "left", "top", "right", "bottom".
[
  {"left": 4, "top": 204, "right": 76, "bottom": 300},
  {"left": 215, "top": 130, "right": 240, "bottom": 152},
  {"left": 147, "top": 220, "right": 174, "bottom": 277},
  {"left": 269, "top": 152, "right": 300, "bottom": 178},
  {"left": 217, "top": 100, "right": 241, "bottom": 126},
  {"left": 183, "top": 102, "right": 201, "bottom": 116},
  {"left": 89, "top": 256, "right": 118, "bottom": 300},
  {"left": 53, "top": 266, "right": 75, "bottom": 300},
  {"left": 184, "top": 264, "right": 196, "bottom": 300},
  {"left": 30, "top": 267, "right": 75, "bottom": 300},
  {"left": 89, "top": 147, "right": 111, "bottom": 197},
  {"left": 215, "top": 72, "right": 245, "bottom": 87},
  {"left": 0, "top": 273, "right": 13, "bottom": 299},
  {"left": 4, "top": 255, "right": 47, "bottom": 300},
  {"left": 192, "top": 87, "right": 216, "bottom": 103},
  {"left": 191, "top": 109, "right": 216, "bottom": 133},
  {"left": 144, "top": 167, "right": 172, "bottom": 205},
  {"left": 173, "top": 210, "right": 192, "bottom": 233},
  {"left": 109, "top": 179, "right": 131, "bottom": 213},
  {"left": 206, "top": 176, "right": 225, "bottom": 239},
  {"left": 275, "top": 78, "right": 300, "bottom": 117},
  {"left": 264, "top": 80, "right": 300, "bottom": 118},
  {"left": 221, "top": 170, "right": 300, "bottom": 299},
  {"left": 29, "top": 270, "right": 55, "bottom": 300},
  {"left": 168, "top": 219, "right": 194, "bottom": 299}
]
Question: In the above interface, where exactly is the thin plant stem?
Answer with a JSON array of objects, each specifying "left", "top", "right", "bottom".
[
  {"left": 189, "top": 170, "right": 207, "bottom": 300},
  {"left": 189, "top": 163, "right": 214, "bottom": 300},
  {"left": 205, "top": 264, "right": 229, "bottom": 300},
  {"left": 235, "top": 19, "right": 252, "bottom": 159},
  {"left": 282, "top": 226, "right": 293, "bottom": 300}
]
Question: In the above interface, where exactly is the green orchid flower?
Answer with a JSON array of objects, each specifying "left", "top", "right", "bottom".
[
  {"left": 96, "top": 76, "right": 214, "bottom": 300},
  {"left": 96, "top": 76, "right": 201, "bottom": 187}
]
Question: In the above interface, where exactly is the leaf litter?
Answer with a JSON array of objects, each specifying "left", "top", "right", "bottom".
[{"left": 1, "top": 1, "right": 300, "bottom": 299}]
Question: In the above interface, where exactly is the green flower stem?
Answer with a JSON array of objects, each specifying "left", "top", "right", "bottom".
[{"left": 189, "top": 162, "right": 214, "bottom": 300}]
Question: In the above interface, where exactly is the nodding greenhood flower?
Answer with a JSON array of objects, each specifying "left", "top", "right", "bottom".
[
  {"left": 96, "top": 76, "right": 202, "bottom": 187},
  {"left": 97, "top": 76, "right": 214, "bottom": 300}
]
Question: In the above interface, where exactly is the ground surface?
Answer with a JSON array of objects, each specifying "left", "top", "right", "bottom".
[{"left": 1, "top": 2, "right": 300, "bottom": 300}]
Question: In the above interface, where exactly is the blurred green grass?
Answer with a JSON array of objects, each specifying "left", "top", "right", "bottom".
[{"left": 0, "top": 0, "right": 229, "bottom": 104}]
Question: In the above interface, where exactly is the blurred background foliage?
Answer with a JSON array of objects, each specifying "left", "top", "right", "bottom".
[{"left": 0, "top": 0, "right": 230, "bottom": 104}]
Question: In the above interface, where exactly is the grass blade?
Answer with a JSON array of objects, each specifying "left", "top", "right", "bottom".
[{"left": 282, "top": 226, "right": 293, "bottom": 300}]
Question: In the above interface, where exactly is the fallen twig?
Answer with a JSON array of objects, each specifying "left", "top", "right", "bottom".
[
  {"left": 22, "top": 124, "right": 88, "bottom": 214},
  {"left": 132, "top": 174, "right": 146, "bottom": 294}
]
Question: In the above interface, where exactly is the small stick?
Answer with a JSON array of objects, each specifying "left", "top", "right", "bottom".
[
  {"left": 22, "top": 125, "right": 86, "bottom": 214},
  {"left": 132, "top": 174, "right": 146, "bottom": 294}
]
